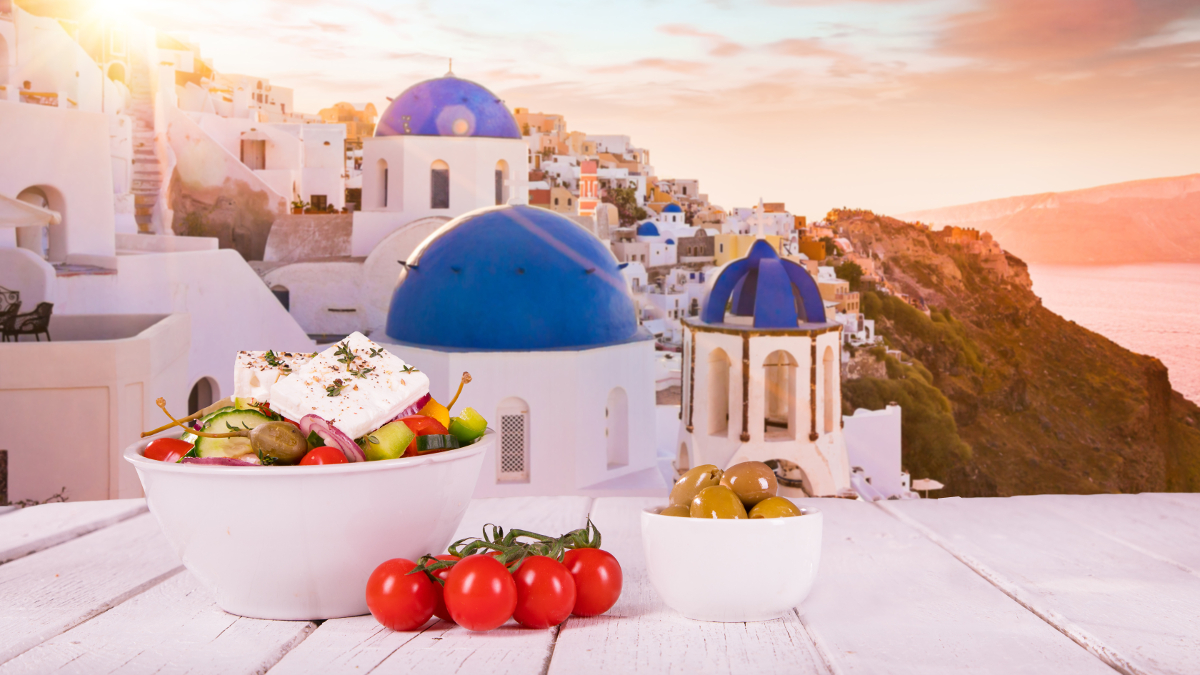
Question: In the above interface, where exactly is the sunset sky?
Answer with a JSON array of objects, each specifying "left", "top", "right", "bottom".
[{"left": 107, "top": 0, "right": 1200, "bottom": 218}]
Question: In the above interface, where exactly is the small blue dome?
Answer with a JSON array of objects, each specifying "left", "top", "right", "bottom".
[
  {"left": 663, "top": 203, "right": 683, "bottom": 213},
  {"left": 386, "top": 205, "right": 641, "bottom": 350},
  {"left": 636, "top": 221, "right": 660, "bottom": 237},
  {"left": 665, "top": 238, "right": 675, "bottom": 245},
  {"left": 701, "top": 240, "right": 828, "bottom": 328},
  {"left": 376, "top": 75, "right": 521, "bottom": 139}
]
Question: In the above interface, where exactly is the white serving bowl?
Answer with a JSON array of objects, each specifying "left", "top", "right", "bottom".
[
  {"left": 125, "top": 432, "right": 490, "bottom": 620},
  {"left": 641, "top": 503, "right": 822, "bottom": 622}
]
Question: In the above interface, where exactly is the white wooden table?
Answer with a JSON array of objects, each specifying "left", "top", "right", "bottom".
[{"left": 1, "top": 493, "right": 1197, "bottom": 674}]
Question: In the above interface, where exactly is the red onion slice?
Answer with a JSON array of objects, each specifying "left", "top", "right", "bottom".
[
  {"left": 299, "top": 414, "right": 366, "bottom": 462},
  {"left": 390, "top": 393, "right": 432, "bottom": 422},
  {"left": 181, "top": 457, "right": 261, "bottom": 466}
]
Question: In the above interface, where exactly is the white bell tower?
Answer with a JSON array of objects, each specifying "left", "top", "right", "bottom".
[{"left": 677, "top": 239, "right": 853, "bottom": 498}]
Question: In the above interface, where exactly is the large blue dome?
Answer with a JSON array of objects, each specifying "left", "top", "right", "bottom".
[
  {"left": 663, "top": 203, "right": 683, "bottom": 213},
  {"left": 386, "top": 205, "right": 642, "bottom": 350},
  {"left": 701, "top": 239, "right": 829, "bottom": 328},
  {"left": 376, "top": 74, "right": 521, "bottom": 139},
  {"left": 636, "top": 221, "right": 660, "bottom": 237}
]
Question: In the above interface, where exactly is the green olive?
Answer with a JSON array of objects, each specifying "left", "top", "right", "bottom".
[
  {"left": 690, "top": 485, "right": 748, "bottom": 519},
  {"left": 249, "top": 421, "right": 309, "bottom": 465},
  {"left": 669, "top": 464, "right": 723, "bottom": 508},
  {"left": 660, "top": 504, "right": 691, "bottom": 518},
  {"left": 748, "top": 496, "right": 803, "bottom": 519},
  {"left": 719, "top": 461, "right": 779, "bottom": 507}
]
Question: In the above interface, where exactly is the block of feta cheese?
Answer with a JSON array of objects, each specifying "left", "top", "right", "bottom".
[
  {"left": 267, "top": 332, "right": 430, "bottom": 440},
  {"left": 233, "top": 350, "right": 317, "bottom": 402}
]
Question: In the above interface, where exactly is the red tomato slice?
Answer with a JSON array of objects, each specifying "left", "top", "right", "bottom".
[
  {"left": 144, "top": 438, "right": 192, "bottom": 463},
  {"left": 399, "top": 415, "right": 449, "bottom": 456},
  {"left": 443, "top": 554, "right": 517, "bottom": 631},
  {"left": 365, "top": 558, "right": 438, "bottom": 631},
  {"left": 299, "top": 445, "right": 349, "bottom": 465},
  {"left": 563, "top": 548, "right": 623, "bottom": 617},
  {"left": 512, "top": 556, "right": 577, "bottom": 629}
]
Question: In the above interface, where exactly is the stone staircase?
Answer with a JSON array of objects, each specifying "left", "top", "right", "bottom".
[{"left": 128, "top": 45, "right": 162, "bottom": 233}]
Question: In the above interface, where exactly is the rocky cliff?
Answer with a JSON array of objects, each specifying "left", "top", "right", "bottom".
[
  {"left": 899, "top": 174, "right": 1200, "bottom": 265},
  {"left": 836, "top": 210, "right": 1200, "bottom": 497}
]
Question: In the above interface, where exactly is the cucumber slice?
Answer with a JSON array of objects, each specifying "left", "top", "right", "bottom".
[
  {"left": 194, "top": 409, "right": 270, "bottom": 458},
  {"left": 448, "top": 407, "right": 487, "bottom": 444},
  {"left": 363, "top": 421, "right": 416, "bottom": 461},
  {"left": 415, "top": 434, "right": 461, "bottom": 453}
]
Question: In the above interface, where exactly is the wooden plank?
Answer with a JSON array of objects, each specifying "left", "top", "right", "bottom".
[
  {"left": 887, "top": 494, "right": 1200, "bottom": 675},
  {"left": 800, "top": 499, "right": 1113, "bottom": 675},
  {"left": 547, "top": 497, "right": 828, "bottom": 675},
  {"left": 269, "top": 496, "right": 593, "bottom": 675},
  {"left": 0, "top": 572, "right": 314, "bottom": 675},
  {"left": 0, "top": 513, "right": 182, "bottom": 665},
  {"left": 0, "top": 499, "right": 148, "bottom": 564}
]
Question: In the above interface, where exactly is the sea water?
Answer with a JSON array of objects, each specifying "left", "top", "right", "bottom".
[{"left": 1028, "top": 264, "right": 1200, "bottom": 404}]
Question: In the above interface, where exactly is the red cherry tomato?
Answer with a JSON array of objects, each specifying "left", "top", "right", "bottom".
[
  {"left": 144, "top": 438, "right": 192, "bottom": 463},
  {"left": 429, "top": 554, "right": 460, "bottom": 622},
  {"left": 365, "top": 558, "right": 438, "bottom": 631},
  {"left": 399, "top": 415, "right": 448, "bottom": 456},
  {"left": 512, "top": 556, "right": 577, "bottom": 629},
  {"left": 299, "top": 445, "right": 349, "bottom": 465},
  {"left": 563, "top": 548, "right": 623, "bottom": 617},
  {"left": 443, "top": 554, "right": 517, "bottom": 631}
]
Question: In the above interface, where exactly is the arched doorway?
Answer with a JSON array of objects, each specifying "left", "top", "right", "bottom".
[
  {"left": 15, "top": 187, "right": 50, "bottom": 258},
  {"left": 107, "top": 62, "right": 126, "bottom": 84},
  {"left": 270, "top": 284, "right": 290, "bottom": 311},
  {"left": 823, "top": 345, "right": 836, "bottom": 433},
  {"left": 188, "top": 377, "right": 219, "bottom": 415},
  {"left": 764, "top": 350, "right": 798, "bottom": 440},
  {"left": 605, "top": 387, "right": 629, "bottom": 468},
  {"left": 497, "top": 397, "right": 530, "bottom": 483},
  {"left": 707, "top": 348, "right": 730, "bottom": 436}
]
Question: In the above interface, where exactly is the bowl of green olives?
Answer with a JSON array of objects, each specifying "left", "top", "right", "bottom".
[{"left": 641, "top": 462, "right": 823, "bottom": 622}]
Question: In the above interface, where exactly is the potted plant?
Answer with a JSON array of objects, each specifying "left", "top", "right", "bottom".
[{"left": 291, "top": 199, "right": 308, "bottom": 215}]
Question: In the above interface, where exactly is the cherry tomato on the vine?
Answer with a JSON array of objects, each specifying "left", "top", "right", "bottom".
[
  {"left": 563, "top": 548, "right": 622, "bottom": 617},
  {"left": 428, "top": 554, "right": 460, "bottom": 622},
  {"left": 365, "top": 558, "right": 437, "bottom": 631},
  {"left": 144, "top": 438, "right": 192, "bottom": 463},
  {"left": 444, "top": 554, "right": 517, "bottom": 631},
  {"left": 299, "top": 445, "right": 349, "bottom": 465},
  {"left": 512, "top": 556, "right": 576, "bottom": 629}
]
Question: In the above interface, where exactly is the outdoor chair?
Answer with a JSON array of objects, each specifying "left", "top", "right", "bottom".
[
  {"left": 0, "top": 286, "right": 18, "bottom": 314},
  {"left": 0, "top": 300, "right": 21, "bottom": 341},
  {"left": 3, "top": 302, "right": 52, "bottom": 342}
]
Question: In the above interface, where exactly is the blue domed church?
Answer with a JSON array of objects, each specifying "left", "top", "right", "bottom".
[
  {"left": 679, "top": 240, "right": 853, "bottom": 498},
  {"left": 381, "top": 205, "right": 667, "bottom": 497}
]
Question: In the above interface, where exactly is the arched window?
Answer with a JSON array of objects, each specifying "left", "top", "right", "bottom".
[
  {"left": 376, "top": 159, "right": 388, "bottom": 208},
  {"left": 764, "top": 350, "right": 798, "bottom": 440},
  {"left": 605, "top": 387, "right": 629, "bottom": 468},
  {"left": 107, "top": 62, "right": 126, "bottom": 84},
  {"left": 497, "top": 397, "right": 530, "bottom": 483},
  {"left": 677, "top": 443, "right": 690, "bottom": 474},
  {"left": 188, "top": 377, "right": 220, "bottom": 415},
  {"left": 270, "top": 284, "right": 289, "bottom": 311},
  {"left": 495, "top": 160, "right": 509, "bottom": 205},
  {"left": 15, "top": 187, "right": 50, "bottom": 258},
  {"left": 708, "top": 348, "right": 731, "bottom": 436},
  {"left": 431, "top": 160, "right": 449, "bottom": 209},
  {"left": 823, "top": 345, "right": 836, "bottom": 433}
]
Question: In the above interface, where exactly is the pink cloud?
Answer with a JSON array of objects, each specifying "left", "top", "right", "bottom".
[
  {"left": 590, "top": 58, "right": 709, "bottom": 75},
  {"left": 657, "top": 23, "right": 746, "bottom": 57}
]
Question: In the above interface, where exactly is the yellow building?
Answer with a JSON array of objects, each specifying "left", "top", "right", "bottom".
[
  {"left": 796, "top": 240, "right": 827, "bottom": 261},
  {"left": 317, "top": 102, "right": 378, "bottom": 149},
  {"left": 714, "top": 234, "right": 783, "bottom": 266}
]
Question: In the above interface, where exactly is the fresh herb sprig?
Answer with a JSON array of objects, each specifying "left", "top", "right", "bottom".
[
  {"left": 325, "top": 379, "right": 347, "bottom": 397},
  {"left": 264, "top": 350, "right": 292, "bottom": 372},
  {"left": 400, "top": 364, "right": 420, "bottom": 374},
  {"left": 368, "top": 347, "right": 385, "bottom": 359},
  {"left": 348, "top": 364, "right": 375, "bottom": 379},
  {"left": 334, "top": 341, "right": 357, "bottom": 366}
]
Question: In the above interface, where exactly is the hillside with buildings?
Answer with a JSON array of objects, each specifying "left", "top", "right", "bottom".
[
  {"left": 899, "top": 174, "right": 1200, "bottom": 264},
  {"left": 831, "top": 209, "right": 1200, "bottom": 497}
]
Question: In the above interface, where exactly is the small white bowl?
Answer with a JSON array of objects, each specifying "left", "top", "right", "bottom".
[
  {"left": 641, "top": 503, "right": 822, "bottom": 622},
  {"left": 125, "top": 432, "right": 490, "bottom": 620}
]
